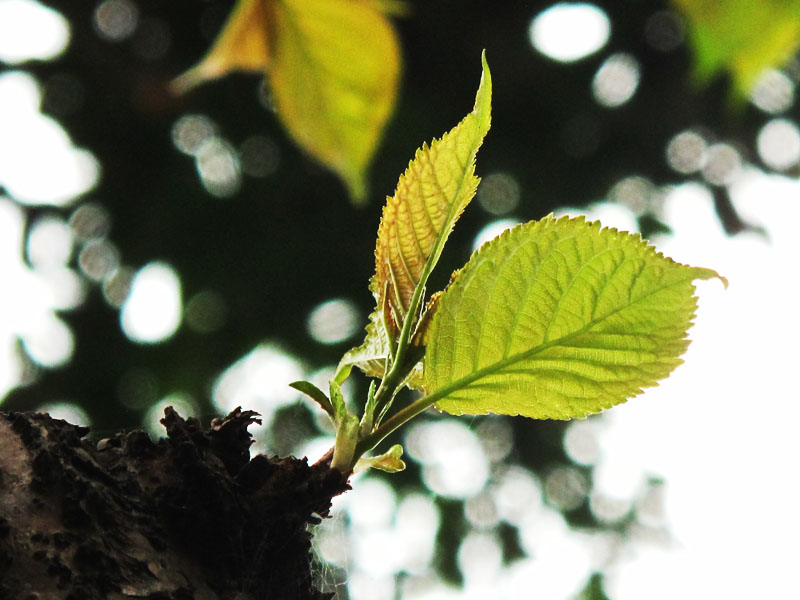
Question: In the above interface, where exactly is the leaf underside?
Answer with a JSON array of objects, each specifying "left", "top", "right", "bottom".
[
  {"left": 424, "top": 215, "right": 726, "bottom": 420},
  {"left": 338, "top": 54, "right": 492, "bottom": 384}
]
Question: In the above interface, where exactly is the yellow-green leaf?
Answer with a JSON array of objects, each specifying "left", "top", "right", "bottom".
[
  {"left": 672, "top": 0, "right": 800, "bottom": 98},
  {"left": 339, "top": 54, "right": 491, "bottom": 384},
  {"left": 174, "top": 0, "right": 401, "bottom": 202},
  {"left": 375, "top": 52, "right": 491, "bottom": 331},
  {"left": 353, "top": 443, "right": 406, "bottom": 473},
  {"left": 424, "top": 215, "right": 726, "bottom": 420},
  {"left": 335, "top": 299, "right": 392, "bottom": 384}
]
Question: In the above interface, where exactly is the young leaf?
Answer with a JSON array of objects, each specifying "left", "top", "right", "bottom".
[
  {"left": 424, "top": 215, "right": 726, "bottom": 419},
  {"left": 335, "top": 291, "right": 393, "bottom": 384},
  {"left": 289, "top": 380, "right": 334, "bottom": 418},
  {"left": 672, "top": 0, "right": 800, "bottom": 98},
  {"left": 340, "top": 53, "right": 492, "bottom": 384},
  {"left": 374, "top": 52, "right": 492, "bottom": 331},
  {"left": 353, "top": 444, "right": 406, "bottom": 474},
  {"left": 174, "top": 0, "right": 401, "bottom": 202}
]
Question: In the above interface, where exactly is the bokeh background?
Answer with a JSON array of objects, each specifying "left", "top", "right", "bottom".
[{"left": 1, "top": 0, "right": 799, "bottom": 598}]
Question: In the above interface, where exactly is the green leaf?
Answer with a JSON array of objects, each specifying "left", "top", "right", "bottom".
[
  {"left": 335, "top": 291, "right": 393, "bottom": 384},
  {"left": 424, "top": 215, "right": 726, "bottom": 419},
  {"left": 289, "top": 380, "right": 334, "bottom": 418},
  {"left": 374, "top": 51, "right": 491, "bottom": 331},
  {"left": 174, "top": 0, "right": 401, "bottom": 202},
  {"left": 329, "top": 379, "right": 349, "bottom": 424},
  {"left": 672, "top": 0, "right": 800, "bottom": 98},
  {"left": 341, "top": 53, "right": 492, "bottom": 384}
]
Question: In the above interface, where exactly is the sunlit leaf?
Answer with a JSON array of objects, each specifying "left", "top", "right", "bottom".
[
  {"left": 673, "top": 0, "right": 800, "bottom": 97},
  {"left": 375, "top": 52, "right": 491, "bottom": 335},
  {"left": 340, "top": 54, "right": 491, "bottom": 383},
  {"left": 289, "top": 380, "right": 334, "bottom": 418},
  {"left": 174, "top": 0, "right": 401, "bottom": 202},
  {"left": 424, "top": 215, "right": 726, "bottom": 419},
  {"left": 335, "top": 303, "right": 392, "bottom": 384}
]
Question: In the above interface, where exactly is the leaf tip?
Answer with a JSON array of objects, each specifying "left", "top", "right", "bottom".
[
  {"left": 695, "top": 267, "right": 728, "bottom": 289},
  {"left": 475, "top": 51, "right": 492, "bottom": 128}
]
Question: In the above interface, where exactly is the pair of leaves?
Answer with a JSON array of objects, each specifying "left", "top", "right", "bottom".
[
  {"left": 342, "top": 54, "right": 724, "bottom": 430},
  {"left": 673, "top": 0, "right": 800, "bottom": 98},
  {"left": 174, "top": 0, "right": 401, "bottom": 202}
]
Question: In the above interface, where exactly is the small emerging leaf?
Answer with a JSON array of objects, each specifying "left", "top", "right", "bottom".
[
  {"left": 175, "top": 0, "right": 401, "bottom": 202},
  {"left": 329, "top": 379, "right": 349, "bottom": 424},
  {"left": 336, "top": 294, "right": 393, "bottom": 384},
  {"left": 424, "top": 215, "right": 726, "bottom": 419},
  {"left": 353, "top": 444, "right": 406, "bottom": 473},
  {"left": 672, "top": 0, "right": 800, "bottom": 98},
  {"left": 290, "top": 380, "right": 334, "bottom": 418}
]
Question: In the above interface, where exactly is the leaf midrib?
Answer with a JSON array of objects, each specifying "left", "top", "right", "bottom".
[{"left": 428, "top": 273, "right": 695, "bottom": 404}]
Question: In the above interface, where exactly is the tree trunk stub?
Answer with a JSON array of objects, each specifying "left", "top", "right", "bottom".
[{"left": 0, "top": 407, "right": 348, "bottom": 600}]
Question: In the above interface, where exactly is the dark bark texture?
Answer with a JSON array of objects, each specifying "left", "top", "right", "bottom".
[{"left": 0, "top": 408, "right": 348, "bottom": 600}]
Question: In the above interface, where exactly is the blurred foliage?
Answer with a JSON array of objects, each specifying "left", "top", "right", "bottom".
[
  {"left": 175, "top": 0, "right": 401, "bottom": 201},
  {"left": 3, "top": 0, "right": 800, "bottom": 596},
  {"left": 673, "top": 0, "right": 800, "bottom": 99}
]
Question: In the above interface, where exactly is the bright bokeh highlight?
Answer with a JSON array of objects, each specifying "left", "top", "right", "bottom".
[
  {"left": 212, "top": 343, "right": 305, "bottom": 428},
  {"left": 120, "top": 262, "right": 182, "bottom": 343},
  {"left": 0, "top": 0, "right": 69, "bottom": 63},
  {"left": 530, "top": 3, "right": 610, "bottom": 63},
  {"left": 307, "top": 298, "right": 360, "bottom": 344},
  {"left": 0, "top": 71, "right": 100, "bottom": 206},
  {"left": 592, "top": 52, "right": 640, "bottom": 107}
]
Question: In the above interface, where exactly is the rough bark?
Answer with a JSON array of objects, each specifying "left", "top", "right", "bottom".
[{"left": 0, "top": 408, "right": 348, "bottom": 600}]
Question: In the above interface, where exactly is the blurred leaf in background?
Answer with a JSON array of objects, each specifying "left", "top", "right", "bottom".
[
  {"left": 673, "top": 0, "right": 800, "bottom": 98},
  {"left": 174, "top": 0, "right": 402, "bottom": 202}
]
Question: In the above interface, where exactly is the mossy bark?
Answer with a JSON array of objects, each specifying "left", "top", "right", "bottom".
[{"left": 0, "top": 408, "right": 348, "bottom": 600}]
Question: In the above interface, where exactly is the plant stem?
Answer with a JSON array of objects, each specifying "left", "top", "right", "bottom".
[
  {"left": 355, "top": 387, "right": 447, "bottom": 458},
  {"left": 369, "top": 279, "right": 427, "bottom": 423}
]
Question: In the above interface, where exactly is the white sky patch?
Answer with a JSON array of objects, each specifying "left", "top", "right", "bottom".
[
  {"left": 36, "top": 401, "right": 91, "bottom": 427},
  {"left": 0, "top": 198, "right": 83, "bottom": 383},
  {"left": 0, "top": 0, "right": 70, "bottom": 64},
  {"left": 587, "top": 172, "right": 800, "bottom": 600},
  {"left": 530, "top": 3, "right": 610, "bottom": 63},
  {"left": 120, "top": 261, "right": 182, "bottom": 343},
  {"left": 405, "top": 420, "right": 490, "bottom": 498},
  {"left": 0, "top": 71, "right": 100, "bottom": 206}
]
